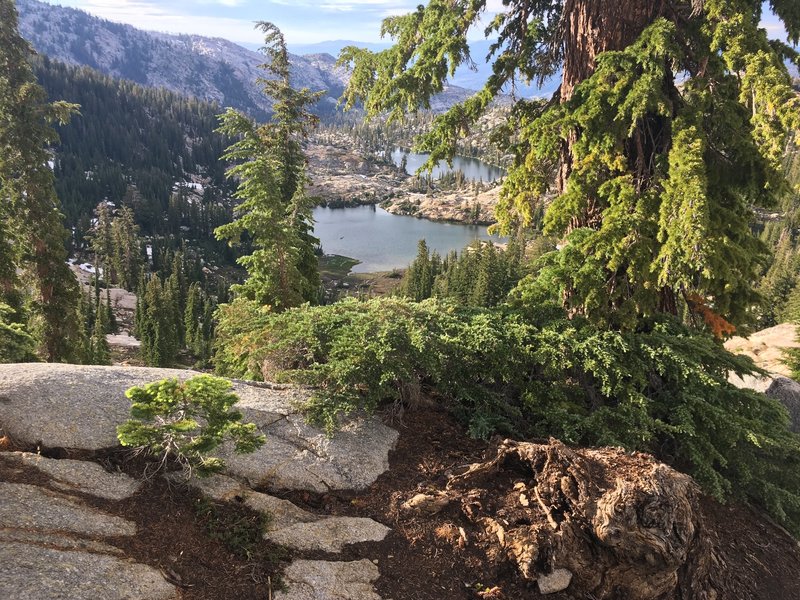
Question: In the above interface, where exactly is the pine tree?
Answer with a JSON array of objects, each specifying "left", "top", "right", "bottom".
[
  {"left": 90, "top": 202, "right": 114, "bottom": 282},
  {"left": 340, "top": 0, "right": 800, "bottom": 332},
  {"left": 137, "top": 275, "right": 178, "bottom": 367},
  {"left": 111, "top": 206, "right": 142, "bottom": 291},
  {"left": 87, "top": 303, "right": 110, "bottom": 365},
  {"left": 184, "top": 282, "right": 202, "bottom": 355},
  {"left": 215, "top": 22, "right": 321, "bottom": 311},
  {"left": 0, "top": 0, "right": 81, "bottom": 360}
]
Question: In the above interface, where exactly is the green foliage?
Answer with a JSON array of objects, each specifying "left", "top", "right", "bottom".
[
  {"left": 117, "top": 375, "right": 265, "bottom": 477},
  {"left": 400, "top": 236, "right": 526, "bottom": 307},
  {"left": 0, "top": 302, "right": 38, "bottom": 363},
  {"left": 341, "top": 1, "right": 800, "bottom": 330},
  {"left": 193, "top": 497, "right": 276, "bottom": 561},
  {"left": 215, "top": 23, "right": 320, "bottom": 311},
  {"left": 213, "top": 298, "right": 274, "bottom": 379},
  {"left": 0, "top": 0, "right": 82, "bottom": 361},
  {"left": 215, "top": 296, "right": 800, "bottom": 535},
  {"left": 34, "top": 56, "right": 232, "bottom": 240},
  {"left": 136, "top": 274, "right": 180, "bottom": 367},
  {"left": 184, "top": 282, "right": 216, "bottom": 367}
]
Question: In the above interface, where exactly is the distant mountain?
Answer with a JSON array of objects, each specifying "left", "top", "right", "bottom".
[
  {"left": 16, "top": 0, "right": 348, "bottom": 118},
  {"left": 16, "top": 0, "right": 482, "bottom": 117},
  {"left": 34, "top": 57, "right": 233, "bottom": 239},
  {"left": 289, "top": 39, "right": 561, "bottom": 99}
]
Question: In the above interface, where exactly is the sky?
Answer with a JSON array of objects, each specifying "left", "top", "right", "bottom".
[{"left": 36, "top": 0, "right": 790, "bottom": 48}]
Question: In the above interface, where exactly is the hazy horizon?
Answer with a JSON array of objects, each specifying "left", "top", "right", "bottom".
[{"left": 29, "top": 0, "right": 791, "bottom": 50}]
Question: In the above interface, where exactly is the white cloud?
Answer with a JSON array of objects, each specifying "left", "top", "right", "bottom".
[{"left": 270, "top": 0, "right": 408, "bottom": 11}]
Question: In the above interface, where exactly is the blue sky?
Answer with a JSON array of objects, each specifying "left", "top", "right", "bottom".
[{"left": 38, "top": 0, "right": 789, "bottom": 47}]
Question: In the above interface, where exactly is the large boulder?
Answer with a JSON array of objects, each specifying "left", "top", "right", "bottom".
[
  {"left": 724, "top": 323, "right": 799, "bottom": 377},
  {"left": 764, "top": 377, "right": 800, "bottom": 433},
  {"left": 0, "top": 364, "right": 398, "bottom": 491},
  {"left": 729, "top": 374, "right": 800, "bottom": 433}
]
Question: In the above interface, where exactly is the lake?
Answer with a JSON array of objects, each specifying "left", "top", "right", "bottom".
[
  {"left": 391, "top": 148, "right": 505, "bottom": 183},
  {"left": 313, "top": 205, "right": 502, "bottom": 273}
]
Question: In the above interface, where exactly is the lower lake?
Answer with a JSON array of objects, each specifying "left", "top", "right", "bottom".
[
  {"left": 312, "top": 205, "right": 502, "bottom": 273},
  {"left": 391, "top": 148, "right": 505, "bottom": 183}
]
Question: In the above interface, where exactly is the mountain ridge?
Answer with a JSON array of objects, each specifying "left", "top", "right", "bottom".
[{"left": 16, "top": 0, "right": 477, "bottom": 117}]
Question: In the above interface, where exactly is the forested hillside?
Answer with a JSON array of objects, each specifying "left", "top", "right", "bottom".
[
  {"left": 35, "top": 57, "right": 233, "bottom": 247},
  {"left": 16, "top": 0, "right": 349, "bottom": 118}
]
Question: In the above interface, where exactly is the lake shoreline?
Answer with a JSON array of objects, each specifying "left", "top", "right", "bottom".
[
  {"left": 313, "top": 205, "right": 503, "bottom": 273},
  {"left": 307, "top": 141, "right": 503, "bottom": 227},
  {"left": 314, "top": 196, "right": 498, "bottom": 227}
]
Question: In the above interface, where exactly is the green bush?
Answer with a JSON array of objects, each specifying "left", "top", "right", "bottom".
[
  {"left": 215, "top": 296, "right": 800, "bottom": 535},
  {"left": 117, "top": 375, "right": 265, "bottom": 477},
  {"left": 0, "top": 302, "right": 38, "bottom": 363}
]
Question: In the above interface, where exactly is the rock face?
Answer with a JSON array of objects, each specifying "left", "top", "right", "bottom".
[
  {"left": 0, "top": 482, "right": 136, "bottom": 538},
  {"left": 0, "top": 459, "right": 175, "bottom": 600},
  {"left": 0, "top": 364, "right": 398, "bottom": 491},
  {"left": 0, "top": 363, "right": 396, "bottom": 600},
  {"left": 1, "top": 452, "right": 141, "bottom": 500},
  {"left": 724, "top": 323, "right": 799, "bottom": 377},
  {"left": 730, "top": 374, "right": 800, "bottom": 433},
  {"left": 0, "top": 541, "right": 176, "bottom": 600},
  {"left": 441, "top": 439, "right": 713, "bottom": 600},
  {"left": 274, "top": 559, "right": 382, "bottom": 600},
  {"left": 0, "top": 364, "right": 203, "bottom": 450},
  {"left": 764, "top": 377, "right": 800, "bottom": 433}
]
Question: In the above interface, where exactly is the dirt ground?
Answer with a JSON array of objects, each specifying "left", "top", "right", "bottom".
[
  {"left": 3, "top": 408, "right": 799, "bottom": 599},
  {"left": 281, "top": 407, "right": 800, "bottom": 600}
]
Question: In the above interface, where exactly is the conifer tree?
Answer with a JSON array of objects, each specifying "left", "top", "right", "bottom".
[
  {"left": 0, "top": 0, "right": 81, "bottom": 360},
  {"left": 215, "top": 22, "right": 321, "bottom": 310},
  {"left": 90, "top": 202, "right": 114, "bottom": 281},
  {"left": 111, "top": 206, "right": 142, "bottom": 291},
  {"left": 184, "top": 282, "right": 203, "bottom": 355},
  {"left": 136, "top": 275, "right": 178, "bottom": 367},
  {"left": 87, "top": 303, "right": 110, "bottom": 365},
  {"left": 340, "top": 0, "right": 800, "bottom": 332}
]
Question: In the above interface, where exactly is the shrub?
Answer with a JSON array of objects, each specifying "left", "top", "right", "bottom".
[
  {"left": 215, "top": 296, "right": 800, "bottom": 535},
  {"left": 0, "top": 302, "right": 38, "bottom": 363},
  {"left": 117, "top": 375, "right": 265, "bottom": 477}
]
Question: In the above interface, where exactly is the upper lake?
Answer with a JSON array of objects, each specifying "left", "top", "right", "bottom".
[
  {"left": 391, "top": 148, "right": 505, "bottom": 183},
  {"left": 313, "top": 205, "right": 503, "bottom": 273}
]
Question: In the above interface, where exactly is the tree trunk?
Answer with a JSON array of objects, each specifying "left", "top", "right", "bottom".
[
  {"left": 560, "top": 0, "right": 668, "bottom": 103},
  {"left": 557, "top": 0, "right": 670, "bottom": 192},
  {"left": 443, "top": 439, "right": 715, "bottom": 599}
]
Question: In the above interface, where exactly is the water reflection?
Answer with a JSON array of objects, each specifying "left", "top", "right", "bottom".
[
  {"left": 313, "top": 205, "right": 502, "bottom": 273},
  {"left": 390, "top": 147, "right": 505, "bottom": 183}
]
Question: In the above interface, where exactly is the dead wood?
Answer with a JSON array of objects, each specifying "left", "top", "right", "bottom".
[{"left": 445, "top": 439, "right": 715, "bottom": 599}]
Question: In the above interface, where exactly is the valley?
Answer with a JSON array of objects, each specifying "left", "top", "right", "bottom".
[{"left": 3, "top": 1, "right": 800, "bottom": 599}]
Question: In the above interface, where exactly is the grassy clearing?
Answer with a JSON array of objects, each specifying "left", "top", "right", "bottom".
[{"left": 319, "top": 254, "right": 361, "bottom": 278}]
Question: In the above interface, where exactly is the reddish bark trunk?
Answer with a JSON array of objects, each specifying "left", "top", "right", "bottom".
[
  {"left": 560, "top": 0, "right": 669, "bottom": 102},
  {"left": 557, "top": 0, "right": 670, "bottom": 192}
]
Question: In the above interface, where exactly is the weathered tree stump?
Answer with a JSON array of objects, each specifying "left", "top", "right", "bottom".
[{"left": 445, "top": 439, "right": 714, "bottom": 599}]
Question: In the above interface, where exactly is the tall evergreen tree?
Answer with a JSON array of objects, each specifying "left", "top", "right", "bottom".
[
  {"left": 89, "top": 201, "right": 114, "bottom": 280},
  {"left": 136, "top": 275, "right": 179, "bottom": 368},
  {"left": 340, "top": 0, "right": 800, "bottom": 333},
  {"left": 111, "top": 205, "right": 142, "bottom": 291},
  {"left": 0, "top": 0, "right": 81, "bottom": 360},
  {"left": 215, "top": 22, "right": 321, "bottom": 310}
]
